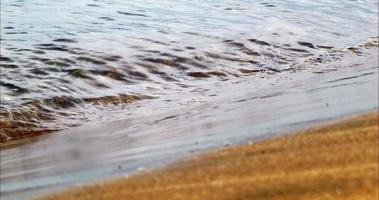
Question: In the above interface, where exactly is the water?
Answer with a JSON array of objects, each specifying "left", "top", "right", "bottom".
[
  {"left": 1, "top": 0, "right": 378, "bottom": 138},
  {"left": 0, "top": 0, "right": 378, "bottom": 199},
  {"left": 1, "top": 52, "right": 378, "bottom": 200}
]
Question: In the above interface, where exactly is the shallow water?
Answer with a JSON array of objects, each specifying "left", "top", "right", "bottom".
[
  {"left": 1, "top": 50, "right": 378, "bottom": 200},
  {"left": 0, "top": 0, "right": 379, "bottom": 199},
  {"left": 1, "top": 0, "right": 378, "bottom": 137}
]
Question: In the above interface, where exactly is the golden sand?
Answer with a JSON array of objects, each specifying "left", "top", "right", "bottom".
[{"left": 40, "top": 112, "right": 379, "bottom": 200}]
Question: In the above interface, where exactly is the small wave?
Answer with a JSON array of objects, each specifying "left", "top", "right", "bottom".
[
  {"left": 0, "top": 94, "right": 153, "bottom": 143},
  {"left": 1, "top": 26, "right": 377, "bottom": 144}
]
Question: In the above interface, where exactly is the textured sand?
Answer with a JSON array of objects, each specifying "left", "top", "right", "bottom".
[{"left": 40, "top": 112, "right": 379, "bottom": 200}]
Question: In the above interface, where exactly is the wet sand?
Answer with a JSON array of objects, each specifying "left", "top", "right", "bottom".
[{"left": 40, "top": 112, "right": 379, "bottom": 200}]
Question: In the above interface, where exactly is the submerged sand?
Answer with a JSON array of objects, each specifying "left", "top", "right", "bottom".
[{"left": 40, "top": 112, "right": 378, "bottom": 200}]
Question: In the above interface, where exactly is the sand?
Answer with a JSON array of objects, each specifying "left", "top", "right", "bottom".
[{"left": 39, "top": 112, "right": 378, "bottom": 200}]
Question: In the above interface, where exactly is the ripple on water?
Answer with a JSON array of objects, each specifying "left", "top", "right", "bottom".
[{"left": 0, "top": 0, "right": 378, "bottom": 144}]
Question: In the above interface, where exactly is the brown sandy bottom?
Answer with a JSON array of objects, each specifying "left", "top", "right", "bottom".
[{"left": 39, "top": 112, "right": 379, "bottom": 200}]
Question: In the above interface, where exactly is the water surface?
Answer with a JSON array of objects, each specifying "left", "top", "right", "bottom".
[{"left": 1, "top": 0, "right": 378, "bottom": 136}]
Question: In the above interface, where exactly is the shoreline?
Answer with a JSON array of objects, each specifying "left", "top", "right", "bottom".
[
  {"left": 1, "top": 60, "right": 377, "bottom": 200},
  {"left": 40, "top": 112, "right": 379, "bottom": 200},
  {"left": 1, "top": 1, "right": 378, "bottom": 199}
]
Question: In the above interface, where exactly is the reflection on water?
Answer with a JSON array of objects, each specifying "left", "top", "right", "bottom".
[{"left": 1, "top": 0, "right": 378, "bottom": 140}]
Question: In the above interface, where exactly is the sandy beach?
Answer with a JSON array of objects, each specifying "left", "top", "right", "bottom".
[{"left": 39, "top": 112, "right": 378, "bottom": 200}]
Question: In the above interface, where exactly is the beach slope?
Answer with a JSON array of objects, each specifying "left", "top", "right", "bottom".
[{"left": 40, "top": 112, "right": 379, "bottom": 200}]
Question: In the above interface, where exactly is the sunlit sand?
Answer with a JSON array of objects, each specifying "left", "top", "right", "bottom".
[{"left": 40, "top": 112, "right": 378, "bottom": 200}]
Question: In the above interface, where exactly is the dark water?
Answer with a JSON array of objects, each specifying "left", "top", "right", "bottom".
[{"left": 1, "top": 0, "right": 378, "bottom": 139}]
